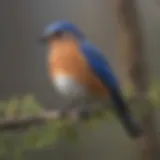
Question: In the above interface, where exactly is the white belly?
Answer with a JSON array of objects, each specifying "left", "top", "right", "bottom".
[
  {"left": 52, "top": 74, "right": 108, "bottom": 110},
  {"left": 52, "top": 74, "right": 88, "bottom": 99}
]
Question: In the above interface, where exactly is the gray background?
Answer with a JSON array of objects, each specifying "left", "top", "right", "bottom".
[{"left": 0, "top": 0, "right": 160, "bottom": 159}]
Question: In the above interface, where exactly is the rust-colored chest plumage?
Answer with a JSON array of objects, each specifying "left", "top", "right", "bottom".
[{"left": 48, "top": 39, "right": 108, "bottom": 98}]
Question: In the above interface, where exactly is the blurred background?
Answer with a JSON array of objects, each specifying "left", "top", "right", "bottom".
[{"left": 0, "top": 0, "right": 160, "bottom": 159}]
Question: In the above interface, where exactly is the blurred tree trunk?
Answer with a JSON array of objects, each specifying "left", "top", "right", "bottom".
[{"left": 113, "top": 0, "right": 159, "bottom": 159}]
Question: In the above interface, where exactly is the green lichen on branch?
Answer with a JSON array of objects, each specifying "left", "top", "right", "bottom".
[{"left": 0, "top": 80, "right": 159, "bottom": 159}]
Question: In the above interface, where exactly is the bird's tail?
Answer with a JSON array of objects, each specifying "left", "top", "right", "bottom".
[{"left": 110, "top": 88, "right": 143, "bottom": 139}]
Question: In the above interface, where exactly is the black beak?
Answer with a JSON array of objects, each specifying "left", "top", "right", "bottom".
[
  {"left": 39, "top": 31, "right": 65, "bottom": 43},
  {"left": 38, "top": 31, "right": 65, "bottom": 44}
]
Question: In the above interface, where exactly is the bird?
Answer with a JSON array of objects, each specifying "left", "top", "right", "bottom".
[{"left": 40, "top": 20, "right": 143, "bottom": 139}]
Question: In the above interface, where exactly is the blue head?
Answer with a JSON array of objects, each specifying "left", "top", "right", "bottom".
[{"left": 41, "top": 20, "right": 85, "bottom": 42}]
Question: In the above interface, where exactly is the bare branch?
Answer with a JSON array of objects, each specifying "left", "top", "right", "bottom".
[
  {"left": 0, "top": 108, "right": 103, "bottom": 132},
  {"left": 0, "top": 110, "right": 72, "bottom": 131},
  {"left": 113, "top": 0, "right": 160, "bottom": 159}
]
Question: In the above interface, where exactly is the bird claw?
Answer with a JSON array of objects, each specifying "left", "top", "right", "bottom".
[
  {"left": 79, "top": 109, "right": 91, "bottom": 120},
  {"left": 59, "top": 108, "right": 70, "bottom": 119}
]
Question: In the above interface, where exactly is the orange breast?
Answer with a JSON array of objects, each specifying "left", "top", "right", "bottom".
[{"left": 48, "top": 39, "right": 108, "bottom": 98}]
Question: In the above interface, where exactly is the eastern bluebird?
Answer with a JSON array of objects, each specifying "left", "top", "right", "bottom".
[{"left": 40, "top": 20, "right": 143, "bottom": 139}]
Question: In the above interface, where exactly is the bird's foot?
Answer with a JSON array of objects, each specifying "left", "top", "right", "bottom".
[
  {"left": 79, "top": 109, "right": 91, "bottom": 120},
  {"left": 59, "top": 109, "right": 68, "bottom": 119}
]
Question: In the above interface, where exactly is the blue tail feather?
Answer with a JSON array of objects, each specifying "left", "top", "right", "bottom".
[{"left": 110, "top": 88, "right": 143, "bottom": 138}]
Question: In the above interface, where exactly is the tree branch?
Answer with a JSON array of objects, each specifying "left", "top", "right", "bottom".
[
  {"left": 113, "top": 0, "right": 160, "bottom": 159},
  {"left": 0, "top": 110, "right": 80, "bottom": 131},
  {"left": 0, "top": 109, "right": 103, "bottom": 131},
  {"left": 0, "top": 110, "right": 60, "bottom": 131}
]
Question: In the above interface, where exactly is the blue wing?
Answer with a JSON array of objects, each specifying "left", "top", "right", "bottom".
[
  {"left": 80, "top": 40, "right": 119, "bottom": 90},
  {"left": 80, "top": 40, "right": 142, "bottom": 139}
]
